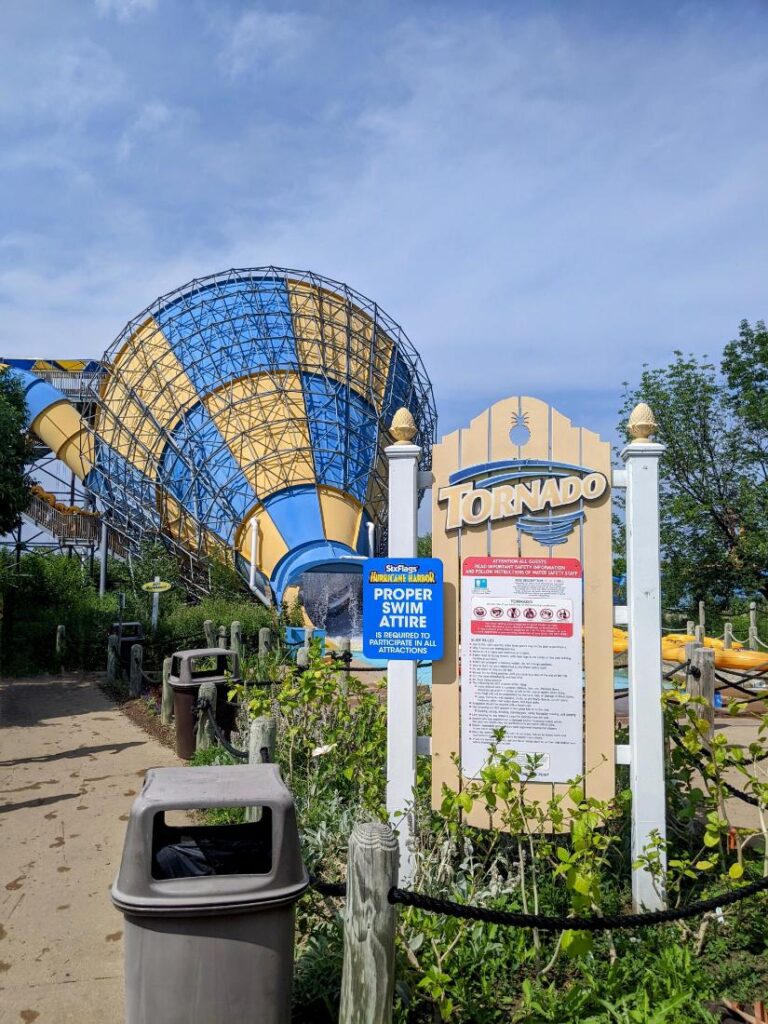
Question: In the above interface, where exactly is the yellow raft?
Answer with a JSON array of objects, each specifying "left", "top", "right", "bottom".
[{"left": 612, "top": 630, "right": 768, "bottom": 671}]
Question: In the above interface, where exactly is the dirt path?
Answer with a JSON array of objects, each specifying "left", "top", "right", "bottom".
[{"left": 0, "top": 673, "right": 178, "bottom": 1024}]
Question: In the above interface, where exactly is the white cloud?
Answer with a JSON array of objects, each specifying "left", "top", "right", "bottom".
[
  {"left": 0, "top": 39, "right": 126, "bottom": 125},
  {"left": 117, "top": 101, "right": 180, "bottom": 161},
  {"left": 95, "top": 0, "right": 158, "bottom": 22},
  {"left": 218, "top": 8, "right": 311, "bottom": 76},
  {"left": 0, "top": 1, "right": 766, "bottom": 449}
]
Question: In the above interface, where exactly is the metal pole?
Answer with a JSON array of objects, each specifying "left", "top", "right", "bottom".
[
  {"left": 150, "top": 575, "right": 160, "bottom": 633},
  {"left": 249, "top": 519, "right": 258, "bottom": 592},
  {"left": 99, "top": 521, "right": 108, "bottom": 598},
  {"left": 622, "top": 408, "right": 666, "bottom": 911},
  {"left": 385, "top": 411, "right": 420, "bottom": 883},
  {"left": 367, "top": 521, "right": 376, "bottom": 558}
]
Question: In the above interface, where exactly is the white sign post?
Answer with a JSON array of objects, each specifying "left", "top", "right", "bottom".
[
  {"left": 622, "top": 404, "right": 666, "bottom": 911},
  {"left": 151, "top": 575, "right": 161, "bottom": 633},
  {"left": 385, "top": 409, "right": 420, "bottom": 883}
]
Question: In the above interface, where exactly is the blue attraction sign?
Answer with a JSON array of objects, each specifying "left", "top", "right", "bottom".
[{"left": 362, "top": 557, "right": 444, "bottom": 661}]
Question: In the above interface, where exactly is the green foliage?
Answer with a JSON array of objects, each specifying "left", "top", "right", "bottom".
[
  {"left": 229, "top": 641, "right": 387, "bottom": 821},
  {"left": 417, "top": 533, "right": 432, "bottom": 557},
  {"left": 282, "top": 592, "right": 305, "bottom": 627},
  {"left": 187, "top": 644, "right": 768, "bottom": 1022},
  {"left": 0, "top": 549, "right": 118, "bottom": 674},
  {"left": 0, "top": 540, "right": 275, "bottom": 674},
  {"left": 619, "top": 321, "right": 768, "bottom": 610},
  {"left": 148, "top": 597, "right": 273, "bottom": 665},
  {"left": 0, "top": 368, "right": 30, "bottom": 535}
]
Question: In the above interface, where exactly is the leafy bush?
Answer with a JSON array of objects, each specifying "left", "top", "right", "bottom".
[
  {"left": 0, "top": 545, "right": 276, "bottom": 675},
  {"left": 0, "top": 549, "right": 119, "bottom": 674},
  {"left": 202, "top": 646, "right": 768, "bottom": 1023}
]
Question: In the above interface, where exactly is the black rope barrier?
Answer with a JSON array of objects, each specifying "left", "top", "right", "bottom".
[
  {"left": 309, "top": 876, "right": 348, "bottom": 898},
  {"left": 306, "top": 875, "right": 768, "bottom": 929},
  {"left": 194, "top": 699, "right": 249, "bottom": 761},
  {"left": 387, "top": 875, "right": 768, "bottom": 929},
  {"left": 714, "top": 675, "right": 768, "bottom": 704},
  {"left": 713, "top": 664, "right": 768, "bottom": 684},
  {"left": 663, "top": 661, "right": 690, "bottom": 680}
]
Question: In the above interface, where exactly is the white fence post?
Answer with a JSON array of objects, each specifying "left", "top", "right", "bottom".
[
  {"left": 622, "top": 403, "right": 666, "bottom": 911},
  {"left": 385, "top": 408, "right": 420, "bottom": 883},
  {"left": 99, "top": 520, "right": 108, "bottom": 598},
  {"left": 150, "top": 575, "right": 161, "bottom": 633}
]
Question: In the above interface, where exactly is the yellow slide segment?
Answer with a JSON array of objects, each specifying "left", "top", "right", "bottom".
[
  {"left": 30, "top": 401, "right": 93, "bottom": 480},
  {"left": 613, "top": 628, "right": 768, "bottom": 671}
]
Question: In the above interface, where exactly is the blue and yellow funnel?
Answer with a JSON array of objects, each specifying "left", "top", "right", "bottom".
[{"left": 6, "top": 268, "right": 436, "bottom": 601}]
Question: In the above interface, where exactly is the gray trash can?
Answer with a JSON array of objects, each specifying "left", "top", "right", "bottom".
[
  {"left": 168, "top": 649, "right": 241, "bottom": 759},
  {"left": 111, "top": 764, "right": 308, "bottom": 1024}
]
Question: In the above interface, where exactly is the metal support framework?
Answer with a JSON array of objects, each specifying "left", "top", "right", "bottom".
[{"left": 4, "top": 269, "right": 437, "bottom": 596}]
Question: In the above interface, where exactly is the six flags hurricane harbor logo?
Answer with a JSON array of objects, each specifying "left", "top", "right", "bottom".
[{"left": 438, "top": 459, "right": 608, "bottom": 545}]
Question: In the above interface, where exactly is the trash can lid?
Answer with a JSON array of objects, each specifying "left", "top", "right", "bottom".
[
  {"left": 111, "top": 765, "right": 308, "bottom": 916},
  {"left": 168, "top": 648, "right": 241, "bottom": 688}
]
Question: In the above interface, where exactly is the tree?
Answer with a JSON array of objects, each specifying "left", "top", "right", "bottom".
[
  {"left": 620, "top": 325, "right": 768, "bottom": 610},
  {"left": 417, "top": 533, "right": 432, "bottom": 557},
  {"left": 0, "top": 369, "right": 29, "bottom": 534}
]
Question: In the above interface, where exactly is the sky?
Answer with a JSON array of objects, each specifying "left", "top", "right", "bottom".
[{"left": 1, "top": 0, "right": 766, "bottom": 446}]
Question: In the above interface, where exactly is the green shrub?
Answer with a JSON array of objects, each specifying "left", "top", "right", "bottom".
[
  {"left": 0, "top": 550, "right": 118, "bottom": 674},
  {"left": 193, "top": 645, "right": 768, "bottom": 1023},
  {"left": 0, "top": 546, "right": 275, "bottom": 675}
]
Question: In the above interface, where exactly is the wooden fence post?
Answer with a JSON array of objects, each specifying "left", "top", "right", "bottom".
[
  {"left": 686, "top": 642, "right": 714, "bottom": 735},
  {"left": 230, "top": 621, "right": 242, "bottom": 660},
  {"left": 129, "top": 643, "right": 143, "bottom": 699},
  {"left": 259, "top": 626, "right": 272, "bottom": 657},
  {"left": 686, "top": 620, "right": 695, "bottom": 638},
  {"left": 161, "top": 656, "right": 174, "bottom": 725},
  {"left": 246, "top": 717, "right": 277, "bottom": 823},
  {"left": 107, "top": 634, "right": 120, "bottom": 684},
  {"left": 217, "top": 624, "right": 227, "bottom": 648},
  {"left": 203, "top": 619, "right": 216, "bottom": 647},
  {"left": 698, "top": 600, "right": 706, "bottom": 632},
  {"left": 694, "top": 625, "right": 704, "bottom": 644},
  {"left": 724, "top": 622, "right": 733, "bottom": 650},
  {"left": 339, "top": 822, "right": 399, "bottom": 1024},
  {"left": 196, "top": 680, "right": 217, "bottom": 751},
  {"left": 749, "top": 602, "right": 758, "bottom": 651}
]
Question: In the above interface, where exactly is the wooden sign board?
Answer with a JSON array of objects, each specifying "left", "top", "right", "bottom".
[{"left": 431, "top": 396, "right": 614, "bottom": 826}]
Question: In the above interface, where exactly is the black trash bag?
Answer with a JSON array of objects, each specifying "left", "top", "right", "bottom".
[{"left": 154, "top": 831, "right": 271, "bottom": 879}]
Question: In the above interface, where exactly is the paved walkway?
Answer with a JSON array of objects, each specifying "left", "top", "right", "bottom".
[{"left": 0, "top": 674, "right": 178, "bottom": 1024}]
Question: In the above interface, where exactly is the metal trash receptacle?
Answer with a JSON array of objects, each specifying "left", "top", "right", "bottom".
[
  {"left": 111, "top": 622, "right": 145, "bottom": 667},
  {"left": 169, "top": 649, "right": 241, "bottom": 759},
  {"left": 111, "top": 764, "right": 308, "bottom": 1024}
]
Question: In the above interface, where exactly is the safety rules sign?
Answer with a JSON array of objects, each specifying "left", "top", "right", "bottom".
[
  {"left": 363, "top": 557, "right": 444, "bottom": 661},
  {"left": 461, "top": 556, "right": 584, "bottom": 783}
]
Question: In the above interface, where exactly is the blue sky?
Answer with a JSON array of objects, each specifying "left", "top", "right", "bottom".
[{"left": 1, "top": 0, "right": 766, "bottom": 445}]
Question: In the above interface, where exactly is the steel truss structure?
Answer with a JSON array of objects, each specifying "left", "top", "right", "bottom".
[{"left": 80, "top": 267, "right": 436, "bottom": 594}]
